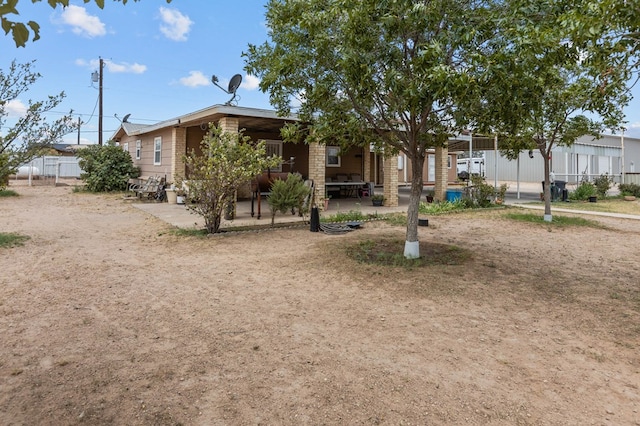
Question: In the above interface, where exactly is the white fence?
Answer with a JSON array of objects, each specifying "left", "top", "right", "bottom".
[{"left": 17, "top": 156, "right": 82, "bottom": 184}]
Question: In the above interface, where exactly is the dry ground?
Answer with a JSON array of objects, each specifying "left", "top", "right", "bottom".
[{"left": 1, "top": 183, "right": 639, "bottom": 425}]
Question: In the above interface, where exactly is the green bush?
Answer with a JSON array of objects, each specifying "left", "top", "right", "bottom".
[
  {"left": 267, "top": 173, "right": 311, "bottom": 225},
  {"left": 77, "top": 144, "right": 139, "bottom": 192},
  {"left": 468, "top": 175, "right": 495, "bottom": 207},
  {"left": 570, "top": 180, "right": 596, "bottom": 200},
  {"left": 0, "top": 153, "right": 13, "bottom": 190},
  {"left": 593, "top": 173, "right": 614, "bottom": 198},
  {"left": 618, "top": 183, "right": 640, "bottom": 197}
]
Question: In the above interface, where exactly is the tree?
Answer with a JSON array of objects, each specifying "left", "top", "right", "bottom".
[
  {"left": 2, "top": 0, "right": 172, "bottom": 47},
  {"left": 244, "top": 0, "right": 491, "bottom": 258},
  {"left": 472, "top": 0, "right": 631, "bottom": 222},
  {"left": 183, "top": 124, "right": 281, "bottom": 234},
  {"left": 0, "top": 60, "right": 75, "bottom": 184},
  {"left": 76, "top": 142, "right": 139, "bottom": 192}
]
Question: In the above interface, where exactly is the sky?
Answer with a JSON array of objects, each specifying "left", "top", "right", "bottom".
[
  {"left": 2, "top": 0, "right": 640, "bottom": 145},
  {"left": 2, "top": 1, "right": 273, "bottom": 145}
]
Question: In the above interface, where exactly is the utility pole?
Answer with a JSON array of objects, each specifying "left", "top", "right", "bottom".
[
  {"left": 98, "top": 57, "right": 103, "bottom": 146},
  {"left": 91, "top": 57, "right": 104, "bottom": 145},
  {"left": 77, "top": 117, "right": 82, "bottom": 145}
]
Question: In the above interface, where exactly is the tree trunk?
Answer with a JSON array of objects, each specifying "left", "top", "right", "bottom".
[
  {"left": 404, "top": 155, "right": 425, "bottom": 259},
  {"left": 542, "top": 148, "right": 552, "bottom": 222}
]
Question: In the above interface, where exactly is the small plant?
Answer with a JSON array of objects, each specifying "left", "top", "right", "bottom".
[
  {"left": 0, "top": 188, "right": 19, "bottom": 197},
  {"left": 424, "top": 189, "right": 435, "bottom": 202},
  {"left": 371, "top": 194, "right": 385, "bottom": 206},
  {"left": 496, "top": 183, "right": 509, "bottom": 201},
  {"left": 0, "top": 232, "right": 30, "bottom": 248},
  {"left": 593, "top": 173, "right": 614, "bottom": 198}
]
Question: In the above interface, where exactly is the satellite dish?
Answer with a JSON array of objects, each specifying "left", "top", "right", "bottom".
[
  {"left": 114, "top": 113, "right": 132, "bottom": 123},
  {"left": 228, "top": 74, "right": 242, "bottom": 93},
  {"left": 211, "top": 73, "right": 243, "bottom": 105}
]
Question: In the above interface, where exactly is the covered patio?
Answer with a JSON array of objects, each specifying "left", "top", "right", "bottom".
[{"left": 132, "top": 185, "right": 414, "bottom": 231}]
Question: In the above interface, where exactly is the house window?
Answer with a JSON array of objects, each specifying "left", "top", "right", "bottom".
[
  {"left": 154, "top": 137, "right": 162, "bottom": 165},
  {"left": 123, "top": 142, "right": 129, "bottom": 152},
  {"left": 448, "top": 156, "right": 452, "bottom": 168},
  {"left": 135, "top": 140, "right": 141, "bottom": 160},
  {"left": 265, "top": 140, "right": 283, "bottom": 172},
  {"left": 326, "top": 146, "right": 341, "bottom": 167}
]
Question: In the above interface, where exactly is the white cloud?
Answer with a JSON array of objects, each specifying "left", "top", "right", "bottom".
[
  {"left": 105, "top": 61, "right": 147, "bottom": 74},
  {"left": 158, "top": 7, "right": 193, "bottom": 41},
  {"left": 626, "top": 122, "right": 640, "bottom": 138},
  {"left": 4, "top": 99, "right": 28, "bottom": 117},
  {"left": 75, "top": 59, "right": 146, "bottom": 74},
  {"left": 179, "top": 71, "right": 210, "bottom": 87},
  {"left": 60, "top": 5, "right": 106, "bottom": 38},
  {"left": 240, "top": 74, "right": 261, "bottom": 91}
]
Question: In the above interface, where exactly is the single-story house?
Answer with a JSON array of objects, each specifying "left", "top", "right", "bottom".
[{"left": 111, "top": 104, "right": 461, "bottom": 206}]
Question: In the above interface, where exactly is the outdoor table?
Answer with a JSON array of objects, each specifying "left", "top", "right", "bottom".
[{"left": 325, "top": 181, "right": 367, "bottom": 199}]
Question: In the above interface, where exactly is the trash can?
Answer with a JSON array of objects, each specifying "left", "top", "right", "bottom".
[{"left": 445, "top": 189, "right": 463, "bottom": 202}]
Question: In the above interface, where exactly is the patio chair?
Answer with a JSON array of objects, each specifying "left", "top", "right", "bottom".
[{"left": 135, "top": 176, "right": 160, "bottom": 200}]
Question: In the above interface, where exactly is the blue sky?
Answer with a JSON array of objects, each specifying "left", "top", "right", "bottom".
[
  {"left": 2, "top": 0, "right": 640, "bottom": 145},
  {"left": 2, "top": 1, "right": 272, "bottom": 145}
]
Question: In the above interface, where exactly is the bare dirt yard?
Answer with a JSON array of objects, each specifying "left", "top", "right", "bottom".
[{"left": 1, "top": 183, "right": 639, "bottom": 425}]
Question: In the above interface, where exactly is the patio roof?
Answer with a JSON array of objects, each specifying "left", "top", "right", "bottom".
[{"left": 111, "top": 104, "right": 299, "bottom": 140}]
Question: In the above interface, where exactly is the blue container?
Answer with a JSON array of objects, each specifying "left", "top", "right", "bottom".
[{"left": 445, "top": 189, "right": 463, "bottom": 202}]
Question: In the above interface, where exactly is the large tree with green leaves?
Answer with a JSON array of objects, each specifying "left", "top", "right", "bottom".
[
  {"left": 1, "top": 0, "right": 172, "bottom": 47},
  {"left": 472, "top": 0, "right": 632, "bottom": 221},
  {"left": 245, "top": 0, "right": 491, "bottom": 258},
  {"left": 0, "top": 60, "right": 75, "bottom": 185},
  {"left": 183, "top": 124, "right": 281, "bottom": 234}
]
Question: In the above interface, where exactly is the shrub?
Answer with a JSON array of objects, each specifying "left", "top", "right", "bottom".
[
  {"left": 267, "top": 173, "right": 311, "bottom": 225},
  {"left": 0, "top": 153, "right": 13, "bottom": 190},
  {"left": 468, "top": 175, "right": 495, "bottom": 207},
  {"left": 593, "top": 173, "right": 614, "bottom": 198},
  {"left": 570, "top": 180, "right": 596, "bottom": 200},
  {"left": 77, "top": 143, "right": 139, "bottom": 192},
  {"left": 618, "top": 183, "right": 640, "bottom": 197}
]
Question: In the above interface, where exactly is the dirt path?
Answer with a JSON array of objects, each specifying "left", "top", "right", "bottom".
[{"left": 1, "top": 184, "right": 639, "bottom": 425}]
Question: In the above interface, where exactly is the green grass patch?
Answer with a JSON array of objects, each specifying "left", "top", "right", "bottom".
[
  {"left": 0, "top": 189, "right": 19, "bottom": 197},
  {"left": 505, "top": 211, "right": 606, "bottom": 228},
  {"left": 419, "top": 199, "right": 468, "bottom": 215},
  {"left": 345, "top": 238, "right": 472, "bottom": 268},
  {"left": 170, "top": 228, "right": 210, "bottom": 237},
  {"left": 320, "top": 209, "right": 370, "bottom": 223},
  {"left": 0, "top": 232, "right": 30, "bottom": 248},
  {"left": 524, "top": 198, "right": 640, "bottom": 216}
]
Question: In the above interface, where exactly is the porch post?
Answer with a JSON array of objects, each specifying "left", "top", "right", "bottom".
[
  {"left": 382, "top": 154, "right": 399, "bottom": 207},
  {"left": 434, "top": 145, "right": 449, "bottom": 201},
  {"left": 218, "top": 117, "right": 239, "bottom": 135},
  {"left": 363, "top": 144, "right": 371, "bottom": 183},
  {"left": 308, "top": 142, "right": 327, "bottom": 209},
  {"left": 171, "top": 127, "right": 186, "bottom": 183},
  {"left": 217, "top": 117, "right": 243, "bottom": 211}
]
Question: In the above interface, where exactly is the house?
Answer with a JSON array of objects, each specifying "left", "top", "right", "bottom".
[{"left": 112, "top": 104, "right": 464, "bottom": 206}]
